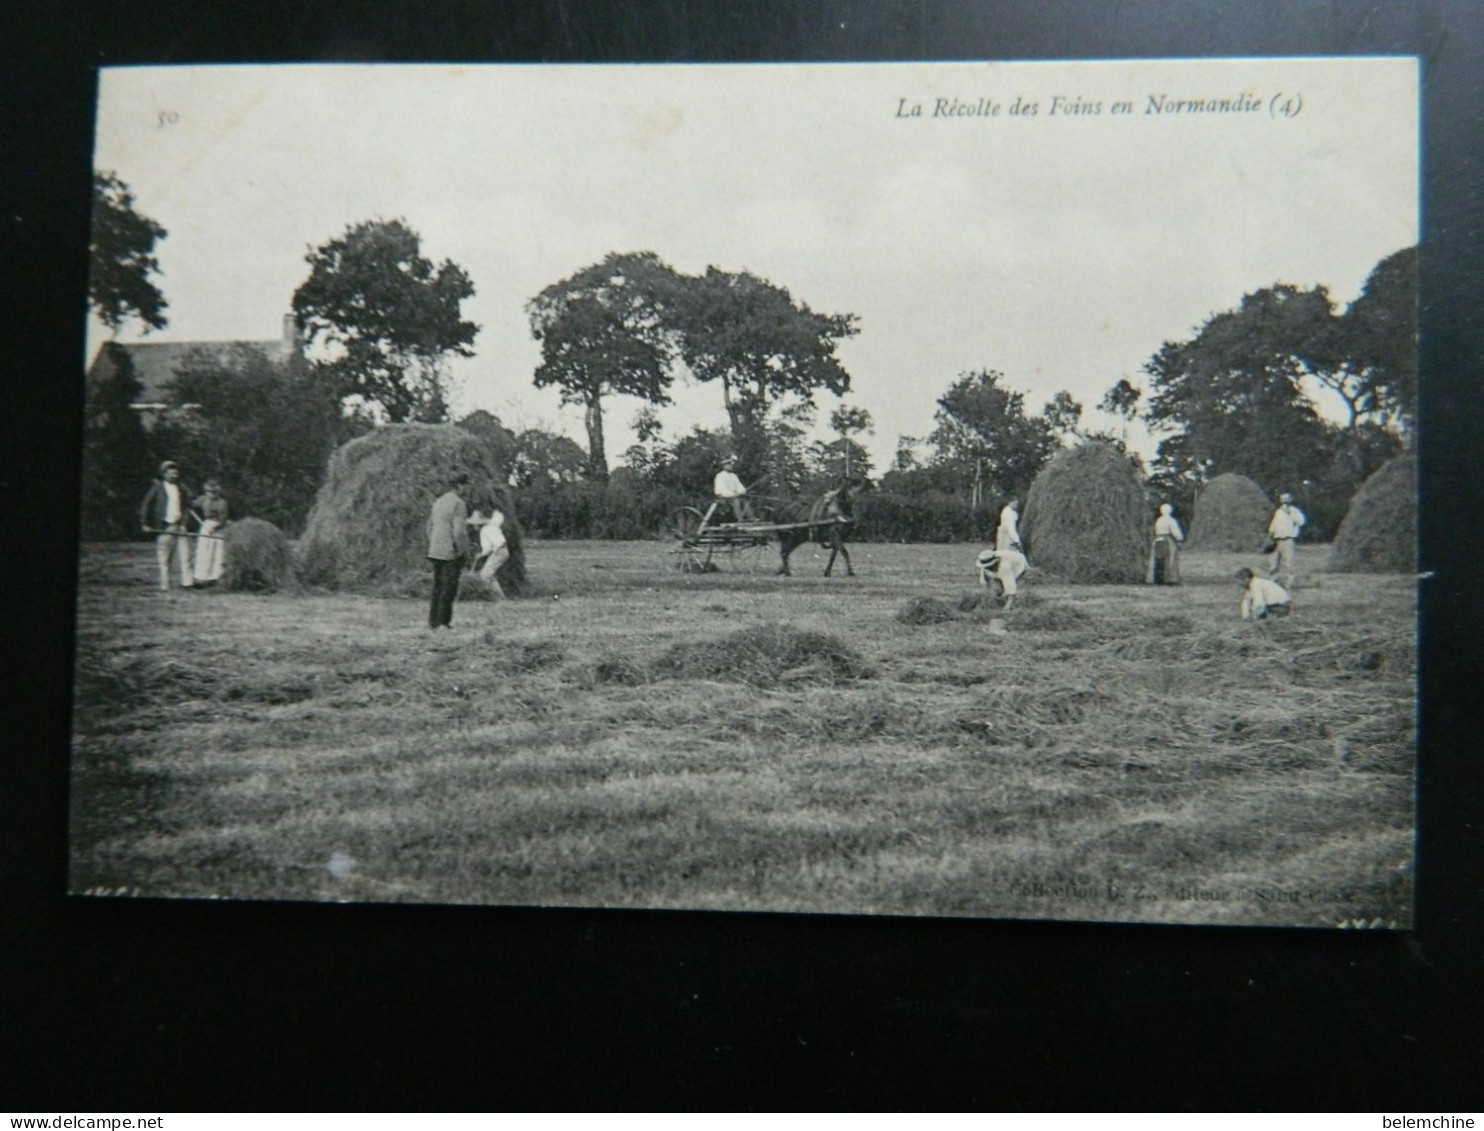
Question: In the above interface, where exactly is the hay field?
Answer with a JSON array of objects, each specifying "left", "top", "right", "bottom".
[{"left": 69, "top": 539, "right": 1416, "bottom": 927}]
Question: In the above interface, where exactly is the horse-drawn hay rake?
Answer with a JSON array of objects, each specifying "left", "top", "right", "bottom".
[{"left": 668, "top": 500, "right": 850, "bottom": 574}]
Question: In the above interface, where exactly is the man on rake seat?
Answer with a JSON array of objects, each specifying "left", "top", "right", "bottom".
[{"left": 711, "top": 456, "right": 756, "bottom": 525}]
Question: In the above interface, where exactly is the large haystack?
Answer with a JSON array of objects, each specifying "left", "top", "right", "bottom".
[
  {"left": 1328, "top": 452, "right": 1417, "bottom": 573},
  {"left": 1021, "top": 442, "right": 1147, "bottom": 583},
  {"left": 222, "top": 517, "right": 295, "bottom": 592},
  {"left": 298, "top": 424, "right": 528, "bottom": 594},
  {"left": 1188, "top": 474, "right": 1272, "bottom": 551}
]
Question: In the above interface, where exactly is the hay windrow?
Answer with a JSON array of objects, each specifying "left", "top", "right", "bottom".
[
  {"left": 1328, "top": 453, "right": 1417, "bottom": 574},
  {"left": 1188, "top": 473, "right": 1273, "bottom": 552},
  {"left": 653, "top": 624, "right": 872, "bottom": 687},
  {"left": 297, "top": 424, "right": 529, "bottom": 595},
  {"left": 898, "top": 596, "right": 958, "bottom": 625},
  {"left": 1021, "top": 442, "right": 1147, "bottom": 584},
  {"left": 222, "top": 517, "right": 295, "bottom": 592}
]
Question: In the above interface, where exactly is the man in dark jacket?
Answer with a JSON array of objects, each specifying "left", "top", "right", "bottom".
[
  {"left": 426, "top": 472, "right": 471, "bottom": 629},
  {"left": 139, "top": 461, "right": 194, "bottom": 591}
]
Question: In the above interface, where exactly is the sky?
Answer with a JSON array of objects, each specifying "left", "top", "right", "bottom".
[{"left": 89, "top": 58, "right": 1418, "bottom": 472}]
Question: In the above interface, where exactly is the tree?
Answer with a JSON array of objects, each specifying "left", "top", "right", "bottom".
[
  {"left": 1344, "top": 246, "right": 1418, "bottom": 438},
  {"left": 1099, "top": 378, "right": 1142, "bottom": 422},
  {"left": 671, "top": 267, "right": 858, "bottom": 482},
  {"left": 80, "top": 344, "right": 159, "bottom": 538},
  {"left": 810, "top": 403, "right": 875, "bottom": 483},
  {"left": 1142, "top": 289, "right": 1338, "bottom": 494},
  {"left": 526, "top": 252, "right": 683, "bottom": 481},
  {"left": 1041, "top": 390, "right": 1084, "bottom": 438},
  {"left": 456, "top": 410, "right": 520, "bottom": 480},
  {"left": 926, "top": 370, "right": 1061, "bottom": 502},
  {"left": 158, "top": 346, "right": 360, "bottom": 533},
  {"left": 292, "top": 219, "right": 478, "bottom": 423},
  {"left": 892, "top": 436, "right": 922, "bottom": 473},
  {"left": 507, "top": 429, "right": 589, "bottom": 489},
  {"left": 760, "top": 400, "right": 818, "bottom": 495},
  {"left": 89, "top": 172, "right": 168, "bottom": 335}
]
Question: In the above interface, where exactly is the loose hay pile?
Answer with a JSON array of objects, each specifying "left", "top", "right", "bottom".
[
  {"left": 1021, "top": 442, "right": 1147, "bottom": 584},
  {"left": 298, "top": 424, "right": 528, "bottom": 595},
  {"left": 222, "top": 517, "right": 295, "bottom": 592},
  {"left": 1328, "top": 452, "right": 1417, "bottom": 574},
  {"left": 1188, "top": 474, "right": 1272, "bottom": 551},
  {"left": 654, "top": 624, "right": 871, "bottom": 687}
]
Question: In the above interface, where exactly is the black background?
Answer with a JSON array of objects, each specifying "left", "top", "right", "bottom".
[{"left": 4, "top": 0, "right": 1481, "bottom": 1111}]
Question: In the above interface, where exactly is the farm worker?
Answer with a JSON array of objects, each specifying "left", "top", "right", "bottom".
[
  {"left": 191, "top": 479, "right": 230, "bottom": 586},
  {"left": 426, "top": 472, "right": 472, "bottom": 630},
  {"left": 468, "top": 502, "right": 509, "bottom": 599},
  {"left": 139, "top": 460, "right": 195, "bottom": 591},
  {"left": 1267, "top": 492, "right": 1307, "bottom": 588},
  {"left": 713, "top": 456, "right": 754, "bottom": 524},
  {"left": 977, "top": 546, "right": 1028, "bottom": 608},
  {"left": 1147, "top": 503, "right": 1184, "bottom": 585},
  {"left": 996, "top": 498, "right": 1021, "bottom": 551},
  {"left": 1236, "top": 567, "right": 1292, "bottom": 620}
]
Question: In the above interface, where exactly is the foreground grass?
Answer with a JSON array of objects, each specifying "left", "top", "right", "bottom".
[{"left": 70, "top": 539, "right": 1415, "bottom": 926}]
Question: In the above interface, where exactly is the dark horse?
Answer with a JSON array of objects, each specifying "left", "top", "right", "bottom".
[{"left": 773, "top": 480, "right": 856, "bottom": 577}]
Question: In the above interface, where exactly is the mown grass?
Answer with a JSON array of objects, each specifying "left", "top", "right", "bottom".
[{"left": 69, "top": 538, "right": 1415, "bottom": 926}]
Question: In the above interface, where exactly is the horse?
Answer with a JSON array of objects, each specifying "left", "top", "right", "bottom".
[{"left": 772, "top": 480, "right": 856, "bottom": 577}]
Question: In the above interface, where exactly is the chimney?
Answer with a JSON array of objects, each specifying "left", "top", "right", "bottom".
[{"left": 283, "top": 313, "right": 303, "bottom": 355}]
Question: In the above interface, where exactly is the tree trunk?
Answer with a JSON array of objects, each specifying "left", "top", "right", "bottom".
[{"left": 584, "top": 394, "right": 608, "bottom": 482}]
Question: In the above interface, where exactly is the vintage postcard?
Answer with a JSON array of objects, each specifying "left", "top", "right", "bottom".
[{"left": 74, "top": 58, "right": 1418, "bottom": 926}]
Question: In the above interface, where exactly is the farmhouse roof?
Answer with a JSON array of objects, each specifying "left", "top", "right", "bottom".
[{"left": 86, "top": 315, "right": 303, "bottom": 408}]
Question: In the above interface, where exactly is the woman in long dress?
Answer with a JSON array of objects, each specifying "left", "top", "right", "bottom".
[
  {"left": 1147, "top": 503, "right": 1184, "bottom": 585},
  {"left": 996, "top": 498, "right": 1021, "bottom": 551},
  {"left": 191, "top": 479, "right": 230, "bottom": 585}
]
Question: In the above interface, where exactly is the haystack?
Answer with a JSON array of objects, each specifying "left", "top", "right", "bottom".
[
  {"left": 1328, "top": 452, "right": 1417, "bottom": 573},
  {"left": 1187, "top": 473, "right": 1272, "bottom": 551},
  {"left": 297, "top": 424, "right": 528, "bottom": 595},
  {"left": 222, "top": 518, "right": 295, "bottom": 592},
  {"left": 1021, "top": 442, "right": 1147, "bottom": 583}
]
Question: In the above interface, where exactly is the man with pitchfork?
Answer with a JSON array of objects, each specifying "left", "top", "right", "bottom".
[{"left": 139, "top": 460, "right": 195, "bottom": 591}]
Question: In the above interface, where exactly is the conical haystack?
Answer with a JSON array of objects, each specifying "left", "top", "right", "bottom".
[
  {"left": 298, "top": 424, "right": 528, "bottom": 594},
  {"left": 1328, "top": 452, "right": 1417, "bottom": 573},
  {"left": 222, "top": 517, "right": 296, "bottom": 592},
  {"left": 1021, "top": 442, "right": 1147, "bottom": 583},
  {"left": 1187, "top": 473, "right": 1273, "bottom": 551}
]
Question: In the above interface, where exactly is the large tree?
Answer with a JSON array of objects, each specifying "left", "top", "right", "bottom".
[
  {"left": 89, "top": 172, "right": 169, "bottom": 335},
  {"left": 1142, "top": 288, "right": 1339, "bottom": 493},
  {"left": 526, "top": 251, "right": 682, "bottom": 481},
  {"left": 926, "top": 370, "right": 1061, "bottom": 502},
  {"left": 292, "top": 219, "right": 478, "bottom": 423},
  {"left": 671, "top": 267, "right": 858, "bottom": 482},
  {"left": 1343, "top": 246, "right": 1418, "bottom": 438}
]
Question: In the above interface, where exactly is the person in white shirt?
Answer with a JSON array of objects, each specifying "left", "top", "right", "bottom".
[
  {"left": 139, "top": 460, "right": 195, "bottom": 591},
  {"left": 469, "top": 503, "right": 510, "bottom": 598},
  {"left": 712, "top": 457, "right": 754, "bottom": 523},
  {"left": 996, "top": 498, "right": 1021, "bottom": 551},
  {"left": 977, "top": 546, "right": 1028, "bottom": 608},
  {"left": 1237, "top": 567, "right": 1292, "bottom": 620},
  {"left": 1267, "top": 491, "right": 1307, "bottom": 588},
  {"left": 1147, "top": 502, "right": 1185, "bottom": 585}
]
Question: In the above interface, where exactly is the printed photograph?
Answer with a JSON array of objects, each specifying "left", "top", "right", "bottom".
[{"left": 73, "top": 58, "right": 1419, "bottom": 926}]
